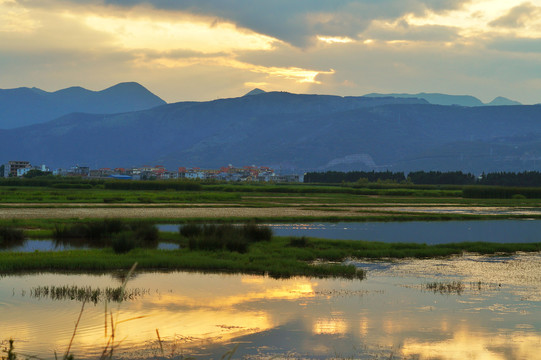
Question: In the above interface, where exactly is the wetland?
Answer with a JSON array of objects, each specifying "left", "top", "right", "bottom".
[
  {"left": 1, "top": 180, "right": 541, "bottom": 359},
  {"left": 2, "top": 253, "right": 540, "bottom": 359}
]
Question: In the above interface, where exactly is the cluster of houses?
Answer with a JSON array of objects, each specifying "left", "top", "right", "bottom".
[
  {"left": 0, "top": 161, "right": 304, "bottom": 183},
  {"left": 1, "top": 161, "right": 50, "bottom": 178}
]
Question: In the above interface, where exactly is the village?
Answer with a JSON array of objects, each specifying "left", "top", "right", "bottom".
[{"left": 0, "top": 160, "right": 304, "bottom": 182}]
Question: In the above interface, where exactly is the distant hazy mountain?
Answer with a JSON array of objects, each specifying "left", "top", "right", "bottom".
[
  {"left": 365, "top": 92, "right": 484, "bottom": 106},
  {"left": 486, "top": 96, "right": 522, "bottom": 106},
  {"left": 0, "top": 82, "right": 166, "bottom": 129},
  {"left": 365, "top": 92, "right": 522, "bottom": 107},
  {"left": 1, "top": 91, "right": 541, "bottom": 173},
  {"left": 244, "top": 88, "right": 266, "bottom": 96}
]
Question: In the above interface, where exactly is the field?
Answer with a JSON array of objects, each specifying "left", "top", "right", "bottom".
[{"left": 1, "top": 179, "right": 541, "bottom": 278}]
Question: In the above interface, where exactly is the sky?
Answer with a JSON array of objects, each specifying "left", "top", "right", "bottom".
[{"left": 1, "top": 0, "right": 541, "bottom": 104}]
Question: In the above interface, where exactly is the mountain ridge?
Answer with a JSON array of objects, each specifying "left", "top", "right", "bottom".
[
  {"left": 0, "top": 82, "right": 166, "bottom": 129},
  {"left": 364, "top": 92, "right": 522, "bottom": 107},
  {"left": 1, "top": 91, "right": 540, "bottom": 173}
]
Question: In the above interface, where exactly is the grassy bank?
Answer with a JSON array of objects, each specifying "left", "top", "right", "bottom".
[
  {"left": 0, "top": 246, "right": 362, "bottom": 279},
  {"left": 1, "top": 234, "right": 540, "bottom": 278}
]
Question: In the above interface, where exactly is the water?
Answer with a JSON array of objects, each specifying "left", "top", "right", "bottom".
[
  {"left": 0, "top": 240, "right": 178, "bottom": 252},
  {"left": 5, "top": 220, "right": 539, "bottom": 253},
  {"left": 164, "top": 219, "right": 541, "bottom": 244},
  {"left": 2, "top": 253, "right": 540, "bottom": 359},
  {"left": 0, "top": 239, "right": 90, "bottom": 252}
]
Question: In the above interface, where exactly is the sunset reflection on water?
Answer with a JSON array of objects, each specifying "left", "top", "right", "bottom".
[{"left": 1, "top": 255, "right": 540, "bottom": 359}]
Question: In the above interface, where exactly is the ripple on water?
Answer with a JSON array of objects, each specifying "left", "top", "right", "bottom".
[{"left": 356, "top": 253, "right": 541, "bottom": 301}]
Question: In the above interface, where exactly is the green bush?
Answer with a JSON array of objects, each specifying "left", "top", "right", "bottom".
[
  {"left": 103, "top": 197, "right": 125, "bottom": 203},
  {"left": 104, "top": 180, "right": 202, "bottom": 191},
  {"left": 180, "top": 223, "right": 203, "bottom": 238},
  {"left": 0, "top": 226, "right": 24, "bottom": 248},
  {"left": 183, "top": 224, "right": 252, "bottom": 253},
  {"left": 53, "top": 219, "right": 128, "bottom": 241},
  {"left": 111, "top": 232, "right": 137, "bottom": 254},
  {"left": 224, "top": 236, "right": 248, "bottom": 253},
  {"left": 243, "top": 223, "right": 272, "bottom": 242},
  {"left": 132, "top": 223, "right": 159, "bottom": 246},
  {"left": 289, "top": 236, "right": 309, "bottom": 247}
]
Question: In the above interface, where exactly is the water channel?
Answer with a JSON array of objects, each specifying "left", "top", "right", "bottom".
[
  {"left": 3, "top": 220, "right": 541, "bottom": 253},
  {"left": 161, "top": 219, "right": 541, "bottom": 244}
]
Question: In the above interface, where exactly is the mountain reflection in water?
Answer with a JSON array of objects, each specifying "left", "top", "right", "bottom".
[{"left": 1, "top": 254, "right": 540, "bottom": 359}]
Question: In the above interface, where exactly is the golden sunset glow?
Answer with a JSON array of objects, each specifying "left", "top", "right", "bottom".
[
  {"left": 406, "top": 0, "right": 541, "bottom": 39},
  {"left": 134, "top": 55, "right": 333, "bottom": 84},
  {"left": 401, "top": 327, "right": 541, "bottom": 360},
  {"left": 83, "top": 14, "right": 278, "bottom": 53},
  {"left": 143, "top": 278, "right": 316, "bottom": 308},
  {"left": 317, "top": 36, "right": 355, "bottom": 44},
  {"left": 1, "top": 1, "right": 541, "bottom": 105},
  {"left": 313, "top": 316, "right": 349, "bottom": 335}
]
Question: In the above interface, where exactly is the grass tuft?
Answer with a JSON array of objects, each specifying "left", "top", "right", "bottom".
[{"left": 0, "top": 227, "right": 24, "bottom": 248}]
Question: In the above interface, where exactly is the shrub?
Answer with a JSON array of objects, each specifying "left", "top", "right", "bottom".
[
  {"left": 180, "top": 223, "right": 203, "bottom": 238},
  {"left": 197, "top": 234, "right": 224, "bottom": 251},
  {"left": 103, "top": 197, "right": 125, "bottom": 203},
  {"left": 132, "top": 223, "right": 159, "bottom": 247},
  {"left": 0, "top": 226, "right": 24, "bottom": 242},
  {"left": 183, "top": 223, "right": 270, "bottom": 253},
  {"left": 242, "top": 223, "right": 272, "bottom": 242},
  {"left": 53, "top": 223, "right": 88, "bottom": 239},
  {"left": 85, "top": 221, "right": 109, "bottom": 240},
  {"left": 111, "top": 232, "right": 137, "bottom": 254},
  {"left": 289, "top": 236, "right": 309, "bottom": 247},
  {"left": 53, "top": 219, "right": 128, "bottom": 243},
  {"left": 104, "top": 218, "right": 128, "bottom": 233},
  {"left": 187, "top": 236, "right": 199, "bottom": 250},
  {"left": 224, "top": 236, "right": 248, "bottom": 253},
  {"left": 0, "top": 226, "right": 24, "bottom": 248}
]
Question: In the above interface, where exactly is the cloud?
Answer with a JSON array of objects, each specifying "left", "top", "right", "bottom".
[
  {"left": 362, "top": 19, "right": 460, "bottom": 42},
  {"left": 489, "top": 2, "right": 541, "bottom": 28},
  {"left": 82, "top": 13, "right": 278, "bottom": 53},
  {"left": 488, "top": 37, "right": 541, "bottom": 53},
  {"left": 3, "top": 0, "right": 541, "bottom": 106},
  {"left": 50, "top": 0, "right": 471, "bottom": 47}
]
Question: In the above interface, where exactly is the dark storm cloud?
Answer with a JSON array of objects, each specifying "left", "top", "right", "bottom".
[{"left": 63, "top": 0, "right": 470, "bottom": 46}]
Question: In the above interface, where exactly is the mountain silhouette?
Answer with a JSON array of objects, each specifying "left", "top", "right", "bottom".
[
  {"left": 0, "top": 82, "right": 166, "bottom": 129},
  {"left": 364, "top": 92, "right": 525, "bottom": 107},
  {"left": 1, "top": 91, "right": 541, "bottom": 173}
]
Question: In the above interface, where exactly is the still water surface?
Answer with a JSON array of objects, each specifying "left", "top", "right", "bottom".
[
  {"left": 1, "top": 253, "right": 540, "bottom": 359},
  {"left": 5, "top": 220, "right": 540, "bottom": 253},
  {"left": 0, "top": 240, "right": 178, "bottom": 252},
  {"left": 161, "top": 220, "right": 541, "bottom": 244}
]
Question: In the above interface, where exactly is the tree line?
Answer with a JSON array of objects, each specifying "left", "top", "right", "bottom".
[{"left": 304, "top": 170, "right": 541, "bottom": 187}]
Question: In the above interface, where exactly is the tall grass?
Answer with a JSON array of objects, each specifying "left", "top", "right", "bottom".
[
  {"left": 180, "top": 223, "right": 273, "bottom": 253},
  {"left": 0, "top": 226, "right": 24, "bottom": 248},
  {"left": 53, "top": 219, "right": 159, "bottom": 253}
]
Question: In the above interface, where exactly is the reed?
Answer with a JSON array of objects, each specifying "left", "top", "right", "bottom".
[
  {"left": 0, "top": 226, "right": 24, "bottom": 248},
  {"left": 181, "top": 223, "right": 272, "bottom": 253},
  {"left": 425, "top": 281, "right": 465, "bottom": 294}
]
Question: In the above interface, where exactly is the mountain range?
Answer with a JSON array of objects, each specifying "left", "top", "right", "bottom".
[
  {"left": 364, "top": 92, "right": 522, "bottom": 107},
  {"left": 1, "top": 84, "right": 540, "bottom": 174},
  {"left": 0, "top": 82, "right": 166, "bottom": 129}
]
